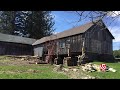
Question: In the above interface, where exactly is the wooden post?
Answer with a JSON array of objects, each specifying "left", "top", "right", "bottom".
[
  {"left": 67, "top": 44, "right": 70, "bottom": 57},
  {"left": 77, "top": 38, "right": 85, "bottom": 66},
  {"left": 56, "top": 42, "right": 59, "bottom": 59},
  {"left": 82, "top": 40, "right": 85, "bottom": 55},
  {"left": 63, "top": 57, "right": 68, "bottom": 66},
  {"left": 68, "top": 48, "right": 70, "bottom": 57},
  {"left": 63, "top": 57, "right": 71, "bottom": 66}
]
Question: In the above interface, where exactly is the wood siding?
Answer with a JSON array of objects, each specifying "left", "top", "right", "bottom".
[
  {"left": 0, "top": 41, "right": 33, "bottom": 55},
  {"left": 55, "top": 34, "right": 83, "bottom": 55},
  {"left": 84, "top": 25, "right": 113, "bottom": 55}
]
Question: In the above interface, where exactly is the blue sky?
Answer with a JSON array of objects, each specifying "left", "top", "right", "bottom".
[{"left": 51, "top": 11, "right": 120, "bottom": 50}]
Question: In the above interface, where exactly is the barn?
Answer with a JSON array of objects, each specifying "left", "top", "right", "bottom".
[
  {"left": 32, "top": 20, "right": 115, "bottom": 64},
  {"left": 0, "top": 33, "right": 36, "bottom": 55}
]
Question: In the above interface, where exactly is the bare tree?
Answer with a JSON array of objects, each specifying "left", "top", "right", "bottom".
[
  {"left": 63, "top": 11, "right": 120, "bottom": 27},
  {"left": 75, "top": 11, "right": 120, "bottom": 22}
]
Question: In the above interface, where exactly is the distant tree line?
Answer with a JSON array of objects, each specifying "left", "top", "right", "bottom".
[
  {"left": 113, "top": 50, "right": 120, "bottom": 58},
  {"left": 0, "top": 11, "right": 55, "bottom": 39}
]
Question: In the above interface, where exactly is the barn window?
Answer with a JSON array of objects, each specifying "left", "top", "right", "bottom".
[
  {"left": 59, "top": 42, "right": 65, "bottom": 48},
  {"left": 66, "top": 38, "right": 70, "bottom": 44}
]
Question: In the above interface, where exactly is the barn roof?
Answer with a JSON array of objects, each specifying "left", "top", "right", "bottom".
[
  {"left": 32, "top": 21, "right": 94, "bottom": 45},
  {"left": 0, "top": 33, "right": 36, "bottom": 45},
  {"left": 32, "top": 20, "right": 115, "bottom": 45}
]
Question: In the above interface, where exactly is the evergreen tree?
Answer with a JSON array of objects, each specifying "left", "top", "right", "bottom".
[
  {"left": 0, "top": 11, "right": 55, "bottom": 39},
  {"left": 14, "top": 11, "right": 30, "bottom": 37},
  {"left": 25, "top": 11, "right": 55, "bottom": 39},
  {"left": 113, "top": 50, "right": 120, "bottom": 58},
  {"left": 0, "top": 11, "right": 16, "bottom": 34}
]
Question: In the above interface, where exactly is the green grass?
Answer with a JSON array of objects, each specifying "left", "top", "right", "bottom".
[
  {"left": 89, "top": 61, "right": 120, "bottom": 79},
  {"left": 0, "top": 64, "right": 68, "bottom": 79},
  {"left": 0, "top": 56, "right": 68, "bottom": 79},
  {"left": 1, "top": 56, "right": 120, "bottom": 79}
]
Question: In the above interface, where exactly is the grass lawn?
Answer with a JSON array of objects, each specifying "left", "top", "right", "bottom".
[
  {"left": 1, "top": 56, "right": 120, "bottom": 79},
  {"left": 0, "top": 56, "right": 68, "bottom": 79},
  {"left": 89, "top": 61, "right": 120, "bottom": 79},
  {"left": 0, "top": 65, "right": 69, "bottom": 79}
]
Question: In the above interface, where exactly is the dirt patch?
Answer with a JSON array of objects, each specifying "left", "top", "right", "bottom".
[
  {"left": 27, "top": 69, "right": 40, "bottom": 73},
  {"left": 53, "top": 65, "right": 96, "bottom": 79},
  {"left": 0, "top": 71, "right": 21, "bottom": 74},
  {"left": 0, "top": 58, "right": 31, "bottom": 66},
  {"left": 64, "top": 67, "right": 95, "bottom": 79},
  {"left": 0, "top": 56, "right": 46, "bottom": 66}
]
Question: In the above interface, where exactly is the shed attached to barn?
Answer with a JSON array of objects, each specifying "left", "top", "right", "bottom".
[{"left": 0, "top": 33, "right": 36, "bottom": 55}]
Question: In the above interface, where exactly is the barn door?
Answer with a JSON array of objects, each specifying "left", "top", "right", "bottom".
[{"left": 34, "top": 47, "right": 43, "bottom": 57}]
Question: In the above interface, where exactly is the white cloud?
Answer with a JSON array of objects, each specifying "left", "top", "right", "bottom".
[
  {"left": 113, "top": 34, "right": 120, "bottom": 42},
  {"left": 108, "top": 26, "right": 120, "bottom": 42},
  {"left": 107, "top": 11, "right": 120, "bottom": 17},
  {"left": 53, "top": 31, "right": 59, "bottom": 34}
]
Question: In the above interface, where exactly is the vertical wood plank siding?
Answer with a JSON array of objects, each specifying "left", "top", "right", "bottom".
[
  {"left": 85, "top": 25, "right": 113, "bottom": 55},
  {"left": 0, "top": 41, "right": 33, "bottom": 55},
  {"left": 54, "top": 34, "right": 83, "bottom": 55}
]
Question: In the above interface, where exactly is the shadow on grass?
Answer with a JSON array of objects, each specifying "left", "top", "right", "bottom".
[{"left": 90, "top": 59, "right": 117, "bottom": 63}]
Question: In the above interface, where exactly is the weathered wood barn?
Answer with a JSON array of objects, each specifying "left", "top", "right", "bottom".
[
  {"left": 0, "top": 33, "right": 36, "bottom": 55},
  {"left": 32, "top": 20, "right": 115, "bottom": 63}
]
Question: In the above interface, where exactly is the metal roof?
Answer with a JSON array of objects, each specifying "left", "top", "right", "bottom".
[{"left": 0, "top": 33, "right": 36, "bottom": 45}]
